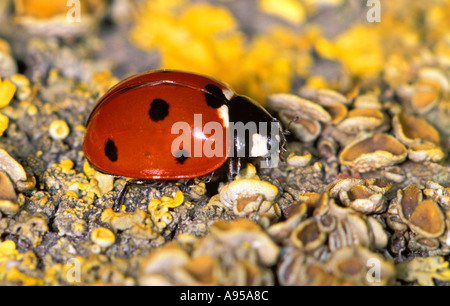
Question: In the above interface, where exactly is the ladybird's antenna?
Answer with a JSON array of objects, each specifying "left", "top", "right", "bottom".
[
  {"left": 278, "top": 115, "right": 298, "bottom": 162},
  {"left": 116, "top": 181, "right": 131, "bottom": 211},
  {"left": 285, "top": 116, "right": 299, "bottom": 132}
]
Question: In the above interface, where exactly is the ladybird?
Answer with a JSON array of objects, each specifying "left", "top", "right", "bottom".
[{"left": 83, "top": 70, "right": 285, "bottom": 181}]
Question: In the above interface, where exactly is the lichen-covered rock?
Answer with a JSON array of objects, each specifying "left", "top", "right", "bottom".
[{"left": 0, "top": 0, "right": 449, "bottom": 287}]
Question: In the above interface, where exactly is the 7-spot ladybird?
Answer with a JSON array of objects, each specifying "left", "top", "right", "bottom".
[{"left": 83, "top": 70, "right": 285, "bottom": 181}]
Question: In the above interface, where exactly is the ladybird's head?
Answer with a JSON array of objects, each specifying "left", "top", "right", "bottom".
[{"left": 227, "top": 96, "right": 286, "bottom": 167}]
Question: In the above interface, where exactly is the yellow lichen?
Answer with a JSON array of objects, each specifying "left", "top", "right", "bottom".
[
  {"left": 0, "top": 240, "right": 16, "bottom": 257},
  {"left": 131, "top": 1, "right": 242, "bottom": 78},
  {"left": 0, "top": 77, "right": 16, "bottom": 108},
  {"left": 259, "top": 0, "right": 305, "bottom": 25},
  {"left": 0, "top": 241, "right": 43, "bottom": 285},
  {"left": 15, "top": 0, "right": 82, "bottom": 19},
  {"left": 219, "top": 176, "right": 279, "bottom": 208},
  {"left": 65, "top": 190, "right": 79, "bottom": 199},
  {"left": 71, "top": 222, "right": 86, "bottom": 234},
  {"left": 56, "top": 254, "right": 134, "bottom": 285},
  {"left": 83, "top": 161, "right": 114, "bottom": 195},
  {"left": 240, "top": 31, "right": 292, "bottom": 103},
  {"left": 397, "top": 257, "right": 450, "bottom": 286},
  {"left": 10, "top": 74, "right": 32, "bottom": 101},
  {"left": 0, "top": 38, "right": 11, "bottom": 54},
  {"left": 148, "top": 191, "right": 184, "bottom": 230},
  {"left": 58, "top": 159, "right": 75, "bottom": 173},
  {"left": 48, "top": 159, "right": 114, "bottom": 202},
  {"left": 49, "top": 119, "right": 70, "bottom": 140},
  {"left": 130, "top": 0, "right": 315, "bottom": 104},
  {"left": 91, "top": 227, "right": 116, "bottom": 248},
  {"left": 90, "top": 70, "right": 119, "bottom": 95},
  {"left": 0, "top": 113, "right": 9, "bottom": 137},
  {"left": 0, "top": 77, "right": 15, "bottom": 136},
  {"left": 305, "top": 75, "right": 329, "bottom": 89},
  {"left": 315, "top": 24, "right": 385, "bottom": 77},
  {"left": 101, "top": 208, "right": 148, "bottom": 231},
  {"left": 10, "top": 74, "right": 30, "bottom": 87}
]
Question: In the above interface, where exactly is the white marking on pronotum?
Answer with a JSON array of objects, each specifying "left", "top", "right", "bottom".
[
  {"left": 217, "top": 105, "right": 229, "bottom": 128},
  {"left": 259, "top": 121, "right": 282, "bottom": 169},
  {"left": 222, "top": 89, "right": 234, "bottom": 101},
  {"left": 251, "top": 133, "right": 269, "bottom": 157}
]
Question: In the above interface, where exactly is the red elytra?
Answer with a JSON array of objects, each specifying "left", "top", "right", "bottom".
[
  {"left": 83, "top": 70, "right": 283, "bottom": 180},
  {"left": 83, "top": 70, "right": 234, "bottom": 180}
]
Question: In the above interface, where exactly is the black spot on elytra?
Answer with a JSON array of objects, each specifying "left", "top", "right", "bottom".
[
  {"left": 149, "top": 99, "right": 169, "bottom": 121},
  {"left": 204, "top": 84, "right": 227, "bottom": 109},
  {"left": 175, "top": 149, "right": 189, "bottom": 164},
  {"left": 105, "top": 139, "right": 118, "bottom": 162}
]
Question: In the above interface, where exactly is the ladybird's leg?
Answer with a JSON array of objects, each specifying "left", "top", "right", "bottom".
[
  {"left": 178, "top": 181, "right": 190, "bottom": 193},
  {"left": 263, "top": 156, "right": 272, "bottom": 168},
  {"left": 115, "top": 180, "right": 131, "bottom": 211},
  {"left": 278, "top": 118, "right": 288, "bottom": 162},
  {"left": 201, "top": 171, "right": 215, "bottom": 183},
  {"left": 128, "top": 179, "right": 165, "bottom": 192},
  {"left": 227, "top": 157, "right": 242, "bottom": 181},
  {"left": 115, "top": 179, "right": 158, "bottom": 211},
  {"left": 173, "top": 179, "right": 191, "bottom": 193}
]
